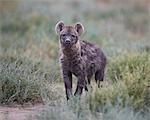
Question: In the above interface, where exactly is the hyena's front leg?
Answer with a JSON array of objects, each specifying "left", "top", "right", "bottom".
[
  {"left": 62, "top": 70, "right": 72, "bottom": 100},
  {"left": 74, "top": 72, "right": 86, "bottom": 96}
]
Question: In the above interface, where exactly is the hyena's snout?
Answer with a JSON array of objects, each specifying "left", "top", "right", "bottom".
[{"left": 65, "top": 37, "right": 71, "bottom": 44}]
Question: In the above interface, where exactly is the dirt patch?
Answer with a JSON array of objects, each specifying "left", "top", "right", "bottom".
[
  {"left": 0, "top": 82, "right": 66, "bottom": 120},
  {"left": 0, "top": 104, "right": 44, "bottom": 120}
]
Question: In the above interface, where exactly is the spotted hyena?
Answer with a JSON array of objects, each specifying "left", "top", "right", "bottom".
[{"left": 55, "top": 21, "right": 107, "bottom": 100}]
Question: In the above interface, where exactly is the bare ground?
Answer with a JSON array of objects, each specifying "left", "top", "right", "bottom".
[
  {"left": 0, "top": 83, "right": 65, "bottom": 120},
  {"left": 0, "top": 81, "right": 103, "bottom": 120},
  {"left": 0, "top": 104, "right": 44, "bottom": 120}
]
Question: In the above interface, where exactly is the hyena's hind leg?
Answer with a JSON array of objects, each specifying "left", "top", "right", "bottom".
[
  {"left": 95, "top": 69, "right": 104, "bottom": 88},
  {"left": 85, "top": 73, "right": 93, "bottom": 91}
]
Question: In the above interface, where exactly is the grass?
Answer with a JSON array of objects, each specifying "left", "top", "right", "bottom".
[
  {"left": 35, "top": 100, "right": 150, "bottom": 120},
  {"left": 0, "top": 54, "right": 60, "bottom": 105},
  {"left": 89, "top": 52, "right": 150, "bottom": 111},
  {"left": 34, "top": 52, "right": 150, "bottom": 120}
]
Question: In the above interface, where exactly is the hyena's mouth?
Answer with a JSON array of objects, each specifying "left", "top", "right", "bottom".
[
  {"left": 62, "top": 41, "right": 73, "bottom": 47},
  {"left": 65, "top": 40, "right": 71, "bottom": 45}
]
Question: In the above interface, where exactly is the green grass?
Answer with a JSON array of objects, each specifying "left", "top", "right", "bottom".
[
  {"left": 89, "top": 52, "right": 150, "bottom": 111},
  {"left": 35, "top": 101, "right": 150, "bottom": 120},
  {"left": 0, "top": 54, "right": 60, "bottom": 105},
  {"left": 35, "top": 52, "right": 150, "bottom": 120}
]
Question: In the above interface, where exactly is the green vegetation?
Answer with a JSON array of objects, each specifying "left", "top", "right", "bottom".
[
  {"left": 89, "top": 52, "right": 150, "bottom": 111},
  {"left": 0, "top": 0, "right": 150, "bottom": 120},
  {"left": 34, "top": 52, "right": 150, "bottom": 120},
  {"left": 0, "top": 54, "right": 60, "bottom": 105}
]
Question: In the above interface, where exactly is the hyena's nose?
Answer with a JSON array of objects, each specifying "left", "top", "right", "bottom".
[{"left": 65, "top": 38, "right": 71, "bottom": 44}]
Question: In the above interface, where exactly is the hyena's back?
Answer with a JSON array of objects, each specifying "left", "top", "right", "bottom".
[{"left": 80, "top": 40, "right": 107, "bottom": 85}]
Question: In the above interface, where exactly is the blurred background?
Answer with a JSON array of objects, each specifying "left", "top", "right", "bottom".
[{"left": 0, "top": 0, "right": 150, "bottom": 61}]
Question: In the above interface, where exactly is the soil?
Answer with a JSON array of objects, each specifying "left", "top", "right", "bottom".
[{"left": 0, "top": 104, "right": 44, "bottom": 120}]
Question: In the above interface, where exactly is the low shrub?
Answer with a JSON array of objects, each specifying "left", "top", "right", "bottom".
[
  {"left": 89, "top": 52, "right": 150, "bottom": 112},
  {"left": 0, "top": 54, "right": 60, "bottom": 105}
]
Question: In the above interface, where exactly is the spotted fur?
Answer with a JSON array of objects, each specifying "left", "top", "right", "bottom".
[{"left": 55, "top": 21, "right": 107, "bottom": 100}]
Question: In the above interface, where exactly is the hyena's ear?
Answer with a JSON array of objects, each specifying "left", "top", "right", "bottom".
[
  {"left": 74, "top": 22, "right": 84, "bottom": 36},
  {"left": 55, "top": 21, "right": 64, "bottom": 34}
]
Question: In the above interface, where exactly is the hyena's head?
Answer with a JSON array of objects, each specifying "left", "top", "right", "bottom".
[{"left": 55, "top": 21, "right": 84, "bottom": 47}]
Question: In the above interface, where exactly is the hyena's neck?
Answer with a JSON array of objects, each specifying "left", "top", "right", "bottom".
[{"left": 61, "top": 41, "right": 81, "bottom": 59}]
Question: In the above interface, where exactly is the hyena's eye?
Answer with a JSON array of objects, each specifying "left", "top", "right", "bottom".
[
  {"left": 62, "top": 34, "right": 66, "bottom": 37},
  {"left": 71, "top": 35, "right": 76, "bottom": 38}
]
